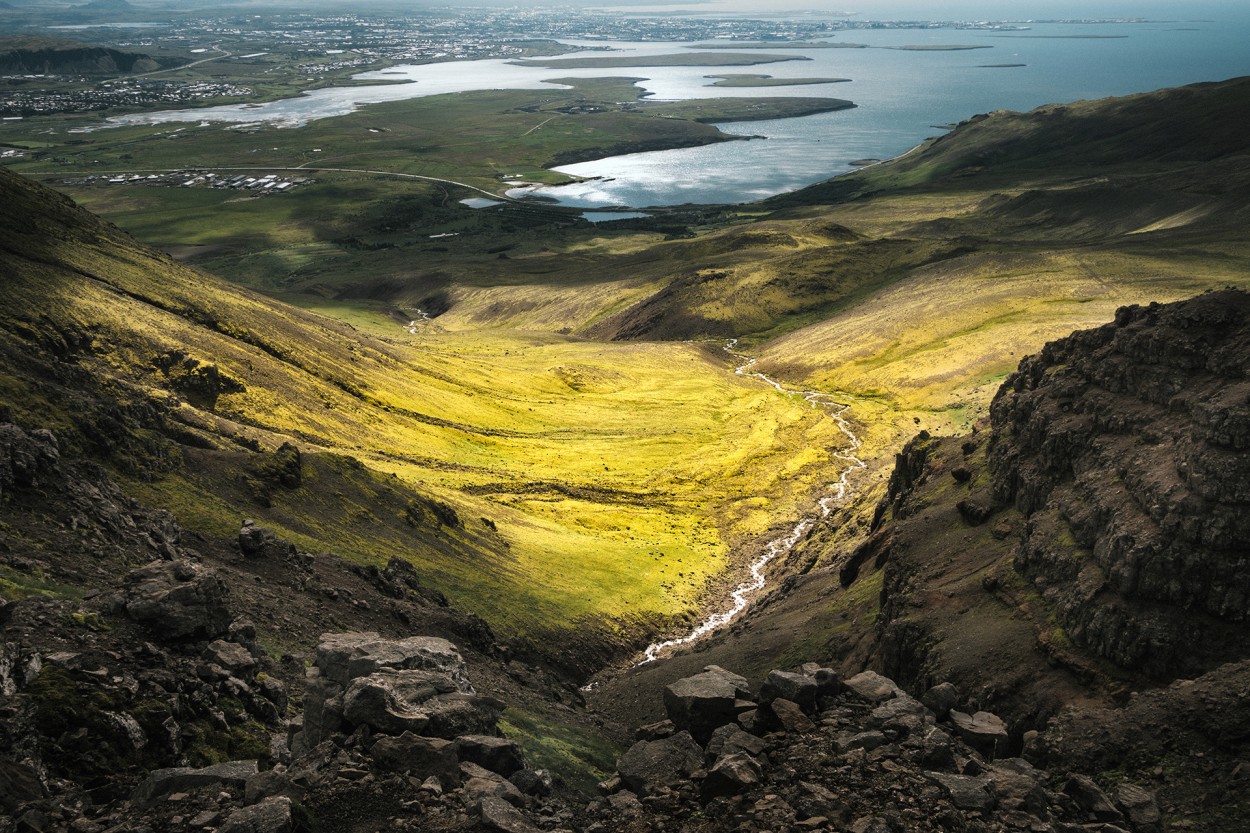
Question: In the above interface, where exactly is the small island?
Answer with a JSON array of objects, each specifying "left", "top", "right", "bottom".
[
  {"left": 884, "top": 44, "right": 994, "bottom": 51},
  {"left": 705, "top": 74, "right": 851, "bottom": 88},
  {"left": 510, "top": 52, "right": 811, "bottom": 69},
  {"left": 640, "top": 96, "right": 855, "bottom": 124},
  {"left": 989, "top": 34, "right": 1128, "bottom": 39},
  {"left": 690, "top": 41, "right": 869, "bottom": 50}
]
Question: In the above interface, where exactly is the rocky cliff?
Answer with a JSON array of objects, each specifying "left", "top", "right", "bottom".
[
  {"left": 783, "top": 291, "right": 1250, "bottom": 828},
  {"left": 988, "top": 290, "right": 1250, "bottom": 678}
]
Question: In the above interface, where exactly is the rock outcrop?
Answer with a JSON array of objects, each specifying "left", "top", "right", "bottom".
[
  {"left": 989, "top": 290, "right": 1250, "bottom": 677},
  {"left": 293, "top": 632, "right": 492, "bottom": 754}
]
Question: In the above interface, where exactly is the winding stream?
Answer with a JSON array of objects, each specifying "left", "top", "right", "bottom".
[{"left": 635, "top": 340, "right": 865, "bottom": 665}]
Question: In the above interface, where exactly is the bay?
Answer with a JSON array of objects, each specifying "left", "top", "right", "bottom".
[{"left": 101, "top": 11, "right": 1250, "bottom": 209}]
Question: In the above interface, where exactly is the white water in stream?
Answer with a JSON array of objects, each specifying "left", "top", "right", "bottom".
[{"left": 635, "top": 340, "right": 866, "bottom": 666}]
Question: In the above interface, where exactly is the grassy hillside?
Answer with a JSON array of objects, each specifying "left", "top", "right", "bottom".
[
  {"left": 6, "top": 75, "right": 1250, "bottom": 675},
  {"left": 0, "top": 166, "right": 853, "bottom": 666}
]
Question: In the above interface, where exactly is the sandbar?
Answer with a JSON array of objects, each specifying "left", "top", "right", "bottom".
[
  {"left": 510, "top": 53, "right": 810, "bottom": 69},
  {"left": 705, "top": 74, "right": 851, "bottom": 88}
]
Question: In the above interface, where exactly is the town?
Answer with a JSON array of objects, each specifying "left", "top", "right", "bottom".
[
  {"left": 59, "top": 169, "right": 312, "bottom": 195},
  {"left": 0, "top": 78, "right": 251, "bottom": 117}
]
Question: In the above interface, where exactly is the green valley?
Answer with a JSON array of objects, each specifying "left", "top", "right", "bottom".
[{"left": 4, "top": 75, "right": 1250, "bottom": 669}]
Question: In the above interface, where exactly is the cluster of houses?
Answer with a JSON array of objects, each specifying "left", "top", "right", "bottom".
[
  {"left": 0, "top": 78, "right": 251, "bottom": 117},
  {"left": 62, "top": 170, "right": 312, "bottom": 194}
]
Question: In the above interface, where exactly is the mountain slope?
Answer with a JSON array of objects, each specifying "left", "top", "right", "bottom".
[
  {"left": 0, "top": 36, "right": 183, "bottom": 75},
  {"left": 0, "top": 166, "right": 853, "bottom": 667}
]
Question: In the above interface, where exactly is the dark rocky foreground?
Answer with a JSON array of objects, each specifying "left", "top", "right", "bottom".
[
  {"left": 590, "top": 663, "right": 1171, "bottom": 833},
  {"left": 2, "top": 616, "right": 1189, "bottom": 833}
]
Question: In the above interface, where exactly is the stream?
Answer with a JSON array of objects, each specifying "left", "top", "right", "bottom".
[
  {"left": 635, "top": 340, "right": 866, "bottom": 666},
  {"left": 397, "top": 315, "right": 865, "bottom": 673}
]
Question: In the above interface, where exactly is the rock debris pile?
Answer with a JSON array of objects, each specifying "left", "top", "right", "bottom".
[{"left": 587, "top": 665, "right": 1162, "bottom": 833}]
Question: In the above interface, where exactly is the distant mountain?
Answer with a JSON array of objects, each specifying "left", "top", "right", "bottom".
[{"left": 0, "top": 36, "right": 183, "bottom": 75}]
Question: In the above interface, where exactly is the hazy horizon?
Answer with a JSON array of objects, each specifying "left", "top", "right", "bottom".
[{"left": 591, "top": 0, "right": 1243, "bottom": 19}]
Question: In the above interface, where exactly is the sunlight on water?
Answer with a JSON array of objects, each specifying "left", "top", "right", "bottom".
[{"left": 102, "top": 15, "right": 1250, "bottom": 208}]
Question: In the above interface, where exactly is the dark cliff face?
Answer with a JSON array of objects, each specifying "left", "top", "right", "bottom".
[
  {"left": 832, "top": 290, "right": 1250, "bottom": 737},
  {"left": 987, "top": 290, "right": 1250, "bottom": 678},
  {"left": 0, "top": 46, "right": 180, "bottom": 75}
]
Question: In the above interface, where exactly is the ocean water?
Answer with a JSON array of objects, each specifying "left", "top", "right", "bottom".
[{"left": 104, "top": 10, "right": 1250, "bottom": 208}]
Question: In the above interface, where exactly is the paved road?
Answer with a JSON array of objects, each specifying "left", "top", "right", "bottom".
[{"left": 127, "top": 46, "right": 233, "bottom": 79}]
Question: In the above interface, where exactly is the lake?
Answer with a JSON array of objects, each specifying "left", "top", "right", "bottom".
[{"left": 103, "top": 11, "right": 1250, "bottom": 208}]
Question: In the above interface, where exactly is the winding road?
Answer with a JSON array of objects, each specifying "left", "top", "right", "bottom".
[{"left": 636, "top": 339, "right": 865, "bottom": 665}]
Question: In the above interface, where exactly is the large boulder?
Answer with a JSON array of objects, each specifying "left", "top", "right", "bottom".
[
  {"left": 341, "top": 668, "right": 456, "bottom": 735},
  {"left": 131, "top": 760, "right": 258, "bottom": 808},
  {"left": 315, "top": 632, "right": 473, "bottom": 692},
  {"left": 616, "top": 731, "right": 703, "bottom": 797},
  {"left": 457, "top": 735, "right": 524, "bottom": 776},
  {"left": 368, "top": 732, "right": 460, "bottom": 787},
  {"left": 842, "top": 671, "right": 902, "bottom": 703},
  {"left": 759, "top": 670, "right": 818, "bottom": 713},
  {"left": 664, "top": 665, "right": 751, "bottom": 744},
  {"left": 123, "top": 559, "right": 231, "bottom": 640},
  {"left": 294, "top": 633, "right": 496, "bottom": 755},
  {"left": 238, "top": 520, "right": 296, "bottom": 560},
  {"left": 948, "top": 710, "right": 1009, "bottom": 759}
]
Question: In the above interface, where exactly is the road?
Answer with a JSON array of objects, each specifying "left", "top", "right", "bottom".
[{"left": 127, "top": 46, "right": 233, "bottom": 79}]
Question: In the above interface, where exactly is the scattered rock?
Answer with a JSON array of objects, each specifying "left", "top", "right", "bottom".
[
  {"left": 477, "top": 794, "right": 541, "bottom": 833},
  {"left": 509, "top": 768, "right": 553, "bottom": 797},
  {"left": 956, "top": 498, "right": 993, "bottom": 525},
  {"left": 704, "top": 724, "right": 767, "bottom": 762},
  {"left": 0, "top": 758, "right": 46, "bottom": 813},
  {"left": 664, "top": 666, "right": 751, "bottom": 744},
  {"left": 768, "top": 697, "right": 816, "bottom": 733},
  {"left": 842, "top": 671, "right": 901, "bottom": 703},
  {"left": 218, "top": 796, "right": 293, "bottom": 833},
  {"left": 702, "top": 751, "right": 763, "bottom": 798},
  {"left": 1064, "top": 774, "right": 1123, "bottom": 823},
  {"left": 617, "top": 731, "right": 702, "bottom": 797},
  {"left": 131, "top": 760, "right": 258, "bottom": 808},
  {"left": 925, "top": 771, "right": 997, "bottom": 811},
  {"left": 204, "top": 639, "right": 256, "bottom": 677},
  {"left": 1115, "top": 783, "right": 1162, "bottom": 833},
  {"left": 948, "top": 710, "right": 1008, "bottom": 759}
]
